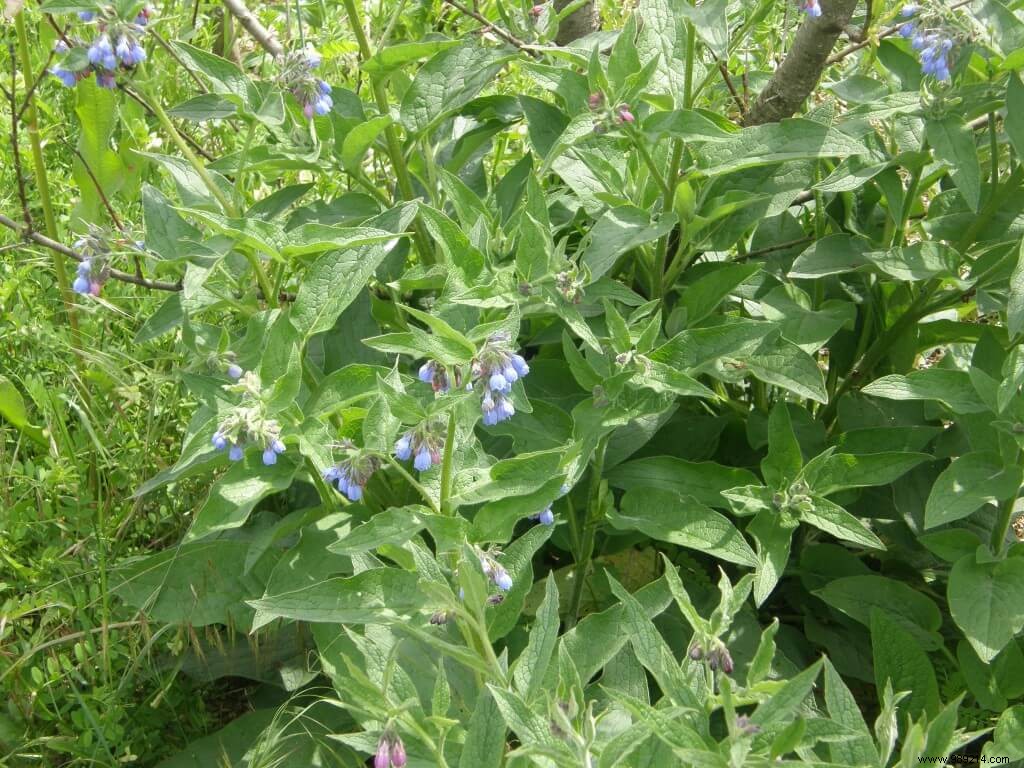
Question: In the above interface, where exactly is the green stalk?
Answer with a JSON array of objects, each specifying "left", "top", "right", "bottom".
[
  {"left": 439, "top": 411, "right": 457, "bottom": 515},
  {"left": 384, "top": 455, "right": 440, "bottom": 514},
  {"left": 340, "top": 0, "right": 435, "bottom": 263},
  {"left": 15, "top": 13, "right": 76, "bottom": 329},
  {"left": 991, "top": 450, "right": 1022, "bottom": 555},
  {"left": 566, "top": 434, "right": 609, "bottom": 628},
  {"left": 142, "top": 87, "right": 277, "bottom": 304},
  {"left": 630, "top": 130, "right": 672, "bottom": 200}
]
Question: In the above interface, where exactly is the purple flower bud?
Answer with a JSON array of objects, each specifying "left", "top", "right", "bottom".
[
  {"left": 89, "top": 281, "right": 102, "bottom": 296},
  {"left": 317, "top": 79, "right": 332, "bottom": 95},
  {"left": 229, "top": 444, "right": 244, "bottom": 461},
  {"left": 390, "top": 738, "right": 407, "bottom": 768},
  {"left": 78, "top": 10, "right": 95, "bottom": 21},
  {"left": 418, "top": 361, "right": 435, "bottom": 383},
  {"left": 323, "top": 466, "right": 340, "bottom": 482},
  {"left": 77, "top": 259, "right": 91, "bottom": 275},
  {"left": 413, "top": 447, "right": 432, "bottom": 472},
  {"left": 395, "top": 434, "right": 412, "bottom": 461},
  {"left": 689, "top": 644, "right": 703, "bottom": 660},
  {"left": 313, "top": 96, "right": 332, "bottom": 116},
  {"left": 336, "top": 469, "right": 350, "bottom": 495},
  {"left": 54, "top": 40, "right": 70, "bottom": 53},
  {"left": 618, "top": 107, "right": 635, "bottom": 124},
  {"left": 912, "top": 33, "right": 927, "bottom": 50},
  {"left": 588, "top": 91, "right": 604, "bottom": 110},
  {"left": 721, "top": 648, "right": 734, "bottom": 674},
  {"left": 346, "top": 483, "right": 363, "bottom": 501},
  {"left": 271, "top": 438, "right": 286, "bottom": 454},
  {"left": 96, "top": 71, "right": 117, "bottom": 89},
  {"left": 495, "top": 396, "right": 515, "bottom": 422},
  {"left": 128, "top": 42, "right": 147, "bottom": 65},
  {"left": 262, "top": 447, "right": 278, "bottom": 466},
  {"left": 72, "top": 275, "right": 90, "bottom": 294},
  {"left": 502, "top": 363, "right": 519, "bottom": 383},
  {"left": 901, "top": 3, "right": 917, "bottom": 16},
  {"left": 493, "top": 566, "right": 513, "bottom": 592},
  {"left": 302, "top": 102, "right": 315, "bottom": 119},
  {"left": 538, "top": 506, "right": 554, "bottom": 525},
  {"left": 211, "top": 433, "right": 228, "bottom": 451},
  {"left": 305, "top": 48, "right": 322, "bottom": 68},
  {"left": 899, "top": 22, "right": 914, "bottom": 37},
  {"left": 488, "top": 372, "right": 509, "bottom": 392},
  {"left": 227, "top": 363, "right": 243, "bottom": 379},
  {"left": 374, "top": 738, "right": 390, "bottom": 768}
]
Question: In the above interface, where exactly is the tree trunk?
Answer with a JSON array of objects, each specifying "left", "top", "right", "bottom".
[
  {"left": 554, "top": 0, "right": 600, "bottom": 45},
  {"left": 743, "top": 0, "right": 860, "bottom": 126}
]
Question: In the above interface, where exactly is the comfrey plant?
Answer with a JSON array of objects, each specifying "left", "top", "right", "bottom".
[
  {"left": 51, "top": 4, "right": 150, "bottom": 89},
  {"left": 71, "top": 228, "right": 110, "bottom": 296},
  {"left": 43, "top": 0, "right": 1024, "bottom": 763}
]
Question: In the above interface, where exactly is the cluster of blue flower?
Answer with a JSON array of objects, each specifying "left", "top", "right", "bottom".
[
  {"left": 323, "top": 448, "right": 382, "bottom": 502},
  {"left": 72, "top": 259, "right": 101, "bottom": 296},
  {"left": 394, "top": 428, "right": 441, "bottom": 472},
  {"left": 289, "top": 48, "right": 333, "bottom": 118},
  {"left": 51, "top": 8, "right": 151, "bottom": 90},
  {"left": 210, "top": 371, "right": 287, "bottom": 466},
  {"left": 898, "top": 4, "right": 954, "bottom": 81},
  {"left": 472, "top": 334, "right": 530, "bottom": 426},
  {"left": 480, "top": 554, "right": 514, "bottom": 592}
]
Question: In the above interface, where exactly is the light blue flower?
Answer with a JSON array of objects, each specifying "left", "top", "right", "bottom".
[
  {"left": 395, "top": 433, "right": 412, "bottom": 461},
  {"left": 413, "top": 446, "right": 432, "bottom": 472},
  {"left": 229, "top": 444, "right": 244, "bottom": 461}
]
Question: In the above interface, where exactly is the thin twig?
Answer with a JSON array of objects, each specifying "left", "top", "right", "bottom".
[
  {"left": 8, "top": 45, "right": 33, "bottom": 232},
  {"left": 713, "top": 55, "right": 746, "bottom": 117},
  {"left": 826, "top": 0, "right": 976, "bottom": 65},
  {"left": 442, "top": 0, "right": 541, "bottom": 58},
  {"left": 0, "top": 212, "right": 182, "bottom": 291},
  {"left": 64, "top": 140, "right": 126, "bottom": 232}
]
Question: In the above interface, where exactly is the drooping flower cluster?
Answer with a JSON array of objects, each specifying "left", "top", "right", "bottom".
[
  {"left": 210, "top": 371, "right": 287, "bottom": 466},
  {"left": 51, "top": 6, "right": 151, "bottom": 90},
  {"left": 469, "top": 332, "right": 529, "bottom": 426},
  {"left": 898, "top": 3, "right": 955, "bottom": 81},
  {"left": 323, "top": 440, "right": 381, "bottom": 501},
  {"left": 799, "top": 0, "right": 822, "bottom": 18},
  {"left": 373, "top": 732, "right": 407, "bottom": 768},
  {"left": 275, "top": 47, "right": 333, "bottom": 119},
  {"left": 688, "top": 640, "right": 734, "bottom": 674},
  {"left": 555, "top": 264, "right": 586, "bottom": 304},
  {"left": 394, "top": 421, "right": 445, "bottom": 472},
  {"left": 71, "top": 228, "right": 111, "bottom": 296}
]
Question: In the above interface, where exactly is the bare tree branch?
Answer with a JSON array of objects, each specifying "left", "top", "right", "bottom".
[
  {"left": 221, "top": 0, "right": 283, "bottom": 57},
  {"left": 743, "top": 0, "right": 860, "bottom": 126}
]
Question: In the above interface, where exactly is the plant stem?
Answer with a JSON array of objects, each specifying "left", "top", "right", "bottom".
[
  {"left": 630, "top": 130, "right": 672, "bottom": 200},
  {"left": 566, "top": 434, "right": 609, "bottom": 628},
  {"left": 991, "top": 449, "right": 1022, "bottom": 555},
  {"left": 340, "top": 0, "right": 434, "bottom": 263},
  {"left": 14, "top": 13, "right": 76, "bottom": 331},
  {"left": 439, "top": 411, "right": 457, "bottom": 515},
  {"left": 384, "top": 455, "right": 440, "bottom": 514}
]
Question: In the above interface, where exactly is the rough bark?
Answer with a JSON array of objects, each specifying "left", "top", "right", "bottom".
[
  {"left": 554, "top": 0, "right": 600, "bottom": 45},
  {"left": 743, "top": 0, "right": 860, "bottom": 126}
]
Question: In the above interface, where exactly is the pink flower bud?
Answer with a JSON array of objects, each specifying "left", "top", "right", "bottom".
[{"left": 617, "top": 107, "right": 635, "bottom": 124}]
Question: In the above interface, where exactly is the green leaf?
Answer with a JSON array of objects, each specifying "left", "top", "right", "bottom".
[
  {"left": 926, "top": 117, "right": 981, "bottom": 212},
  {"left": 168, "top": 93, "right": 238, "bottom": 121},
  {"left": 171, "top": 41, "right": 254, "bottom": 105},
  {"left": 698, "top": 119, "right": 869, "bottom": 177},
  {"left": 400, "top": 43, "right": 514, "bottom": 134},
  {"left": 512, "top": 573, "right": 560, "bottom": 702},
  {"left": 609, "top": 488, "right": 757, "bottom": 567},
  {"left": 1007, "top": 238, "right": 1024, "bottom": 338},
  {"left": 924, "top": 452, "right": 1023, "bottom": 529},
  {"left": 678, "top": 263, "right": 760, "bottom": 328},
  {"left": 363, "top": 39, "right": 461, "bottom": 74},
  {"left": 607, "top": 456, "right": 758, "bottom": 507},
  {"left": 327, "top": 506, "right": 428, "bottom": 555},
  {"left": 457, "top": 687, "right": 505, "bottom": 768},
  {"left": 0, "top": 375, "right": 47, "bottom": 447},
  {"left": 824, "top": 658, "right": 878, "bottom": 766},
  {"left": 749, "top": 510, "right": 796, "bottom": 606},
  {"left": 340, "top": 115, "right": 394, "bottom": 174},
  {"left": 487, "top": 685, "right": 556, "bottom": 748},
  {"left": 762, "top": 403, "right": 803, "bottom": 489},
  {"left": 863, "top": 241, "right": 962, "bottom": 282},
  {"left": 187, "top": 458, "right": 298, "bottom": 540},
  {"left": 290, "top": 244, "right": 395, "bottom": 338},
  {"left": 745, "top": 337, "right": 828, "bottom": 404},
  {"left": 488, "top": 523, "right": 554, "bottom": 640},
  {"left": 581, "top": 206, "right": 678, "bottom": 281},
  {"left": 816, "top": 575, "right": 942, "bottom": 650},
  {"left": 788, "top": 234, "right": 871, "bottom": 278},
  {"left": 750, "top": 658, "right": 823, "bottom": 728},
  {"left": 73, "top": 79, "right": 125, "bottom": 223},
  {"left": 677, "top": 0, "right": 728, "bottom": 57},
  {"left": 948, "top": 552, "right": 1024, "bottom": 663},
  {"left": 417, "top": 203, "right": 485, "bottom": 278},
  {"left": 801, "top": 451, "right": 931, "bottom": 496},
  {"left": 1007, "top": 74, "right": 1024, "bottom": 159},
  {"left": 861, "top": 370, "right": 989, "bottom": 414},
  {"left": 870, "top": 609, "right": 939, "bottom": 718},
  {"left": 799, "top": 496, "right": 885, "bottom": 550},
  {"left": 249, "top": 568, "right": 423, "bottom": 629}
]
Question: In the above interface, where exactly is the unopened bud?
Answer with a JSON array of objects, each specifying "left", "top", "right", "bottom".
[
  {"left": 530, "top": 4, "right": 543, "bottom": 16},
  {"left": 617, "top": 106, "right": 635, "bottom": 124},
  {"left": 588, "top": 91, "right": 604, "bottom": 110},
  {"left": 689, "top": 643, "right": 703, "bottom": 661}
]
